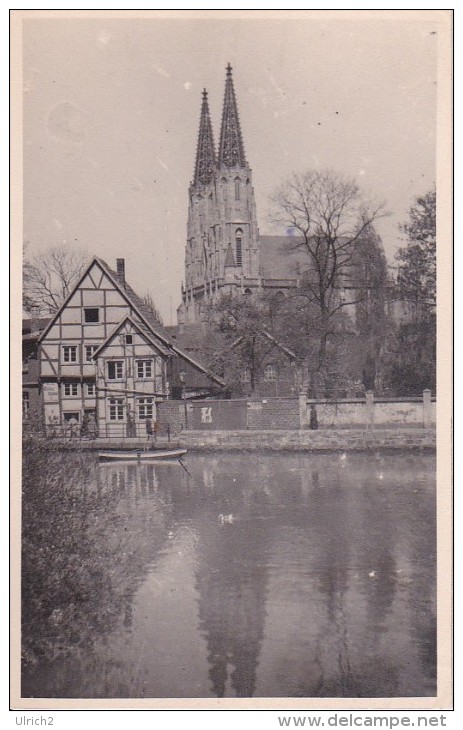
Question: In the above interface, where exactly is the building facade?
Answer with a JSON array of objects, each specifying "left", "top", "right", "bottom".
[
  {"left": 37, "top": 257, "right": 224, "bottom": 435},
  {"left": 178, "top": 65, "right": 307, "bottom": 327}
]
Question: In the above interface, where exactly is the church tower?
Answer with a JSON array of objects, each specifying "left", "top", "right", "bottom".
[{"left": 180, "top": 65, "right": 260, "bottom": 326}]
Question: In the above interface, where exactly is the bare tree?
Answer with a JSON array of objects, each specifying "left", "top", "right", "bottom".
[
  {"left": 141, "top": 292, "right": 164, "bottom": 326},
  {"left": 270, "top": 169, "right": 387, "bottom": 392},
  {"left": 23, "top": 244, "right": 88, "bottom": 314},
  {"left": 204, "top": 292, "right": 283, "bottom": 395}
]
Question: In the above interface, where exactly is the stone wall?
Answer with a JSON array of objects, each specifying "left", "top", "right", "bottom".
[
  {"left": 307, "top": 392, "right": 435, "bottom": 429},
  {"left": 179, "top": 428, "right": 436, "bottom": 452}
]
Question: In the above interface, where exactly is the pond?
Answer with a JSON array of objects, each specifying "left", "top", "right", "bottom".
[{"left": 22, "top": 451, "right": 436, "bottom": 699}]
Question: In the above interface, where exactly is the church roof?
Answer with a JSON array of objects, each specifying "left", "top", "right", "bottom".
[
  {"left": 259, "top": 235, "right": 307, "bottom": 279},
  {"left": 218, "top": 63, "right": 247, "bottom": 169}
]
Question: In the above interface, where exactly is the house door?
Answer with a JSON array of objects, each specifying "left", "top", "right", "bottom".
[{"left": 83, "top": 408, "right": 97, "bottom": 438}]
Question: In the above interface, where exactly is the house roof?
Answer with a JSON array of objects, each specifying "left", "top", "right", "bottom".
[
  {"left": 22, "top": 317, "right": 51, "bottom": 336},
  {"left": 38, "top": 256, "right": 225, "bottom": 388},
  {"left": 216, "top": 329, "right": 297, "bottom": 361}
]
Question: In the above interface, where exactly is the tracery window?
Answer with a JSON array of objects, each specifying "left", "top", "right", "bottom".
[{"left": 235, "top": 228, "right": 243, "bottom": 267}]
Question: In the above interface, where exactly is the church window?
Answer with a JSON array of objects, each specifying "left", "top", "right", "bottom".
[
  {"left": 235, "top": 177, "right": 241, "bottom": 200},
  {"left": 235, "top": 229, "right": 243, "bottom": 267}
]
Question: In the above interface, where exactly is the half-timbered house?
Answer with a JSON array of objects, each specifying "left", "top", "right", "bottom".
[{"left": 37, "top": 256, "right": 224, "bottom": 435}]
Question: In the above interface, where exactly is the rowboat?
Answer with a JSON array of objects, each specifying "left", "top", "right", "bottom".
[{"left": 98, "top": 448, "right": 187, "bottom": 462}]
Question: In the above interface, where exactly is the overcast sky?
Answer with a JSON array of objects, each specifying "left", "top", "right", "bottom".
[{"left": 23, "top": 13, "right": 438, "bottom": 323}]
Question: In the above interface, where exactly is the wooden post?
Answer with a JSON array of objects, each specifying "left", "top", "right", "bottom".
[
  {"left": 423, "top": 389, "right": 432, "bottom": 428},
  {"left": 365, "top": 390, "right": 374, "bottom": 429}
]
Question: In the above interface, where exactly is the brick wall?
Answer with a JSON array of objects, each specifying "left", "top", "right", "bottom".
[
  {"left": 157, "top": 394, "right": 435, "bottom": 433},
  {"left": 156, "top": 400, "right": 186, "bottom": 435},
  {"left": 246, "top": 397, "right": 300, "bottom": 429}
]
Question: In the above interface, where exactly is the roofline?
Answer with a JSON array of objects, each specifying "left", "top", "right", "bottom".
[
  {"left": 213, "top": 330, "right": 297, "bottom": 361},
  {"left": 37, "top": 256, "right": 104, "bottom": 343}
]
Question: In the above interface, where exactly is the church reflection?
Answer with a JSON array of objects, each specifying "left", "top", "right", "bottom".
[{"left": 160, "top": 461, "right": 273, "bottom": 698}]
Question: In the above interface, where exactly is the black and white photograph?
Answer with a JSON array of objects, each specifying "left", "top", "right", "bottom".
[{"left": 12, "top": 9, "right": 452, "bottom": 710}]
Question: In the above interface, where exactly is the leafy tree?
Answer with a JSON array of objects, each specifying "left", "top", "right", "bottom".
[
  {"left": 396, "top": 188, "right": 436, "bottom": 317},
  {"left": 23, "top": 243, "right": 88, "bottom": 314},
  {"left": 270, "top": 169, "right": 386, "bottom": 392},
  {"left": 386, "top": 188, "right": 436, "bottom": 395}
]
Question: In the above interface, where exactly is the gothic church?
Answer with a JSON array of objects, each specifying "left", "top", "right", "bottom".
[{"left": 177, "top": 64, "right": 305, "bottom": 326}]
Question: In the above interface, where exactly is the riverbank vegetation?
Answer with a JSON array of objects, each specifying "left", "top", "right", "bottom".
[{"left": 21, "top": 428, "right": 144, "bottom": 677}]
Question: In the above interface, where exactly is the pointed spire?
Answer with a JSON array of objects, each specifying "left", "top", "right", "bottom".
[
  {"left": 218, "top": 64, "right": 247, "bottom": 169},
  {"left": 193, "top": 89, "right": 216, "bottom": 186},
  {"left": 224, "top": 242, "right": 236, "bottom": 267}
]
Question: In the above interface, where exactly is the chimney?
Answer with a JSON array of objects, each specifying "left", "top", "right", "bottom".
[{"left": 116, "top": 258, "right": 126, "bottom": 288}]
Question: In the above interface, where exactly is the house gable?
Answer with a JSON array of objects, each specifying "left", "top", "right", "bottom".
[{"left": 93, "top": 317, "right": 171, "bottom": 360}]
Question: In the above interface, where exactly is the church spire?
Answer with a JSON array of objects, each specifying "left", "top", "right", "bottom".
[
  {"left": 193, "top": 89, "right": 216, "bottom": 186},
  {"left": 218, "top": 63, "right": 247, "bottom": 169}
]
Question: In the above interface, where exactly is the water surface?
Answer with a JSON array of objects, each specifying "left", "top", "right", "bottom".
[{"left": 22, "top": 451, "right": 436, "bottom": 698}]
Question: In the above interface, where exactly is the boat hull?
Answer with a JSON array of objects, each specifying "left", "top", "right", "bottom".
[{"left": 98, "top": 449, "right": 187, "bottom": 462}]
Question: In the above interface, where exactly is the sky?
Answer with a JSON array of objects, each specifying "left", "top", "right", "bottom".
[{"left": 22, "top": 12, "right": 439, "bottom": 323}]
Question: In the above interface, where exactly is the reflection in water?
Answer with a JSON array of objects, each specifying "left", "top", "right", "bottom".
[
  {"left": 22, "top": 453, "right": 436, "bottom": 698},
  {"left": 194, "top": 473, "right": 271, "bottom": 697}
]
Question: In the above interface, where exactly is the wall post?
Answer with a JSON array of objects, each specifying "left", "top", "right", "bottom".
[
  {"left": 365, "top": 390, "right": 374, "bottom": 429},
  {"left": 299, "top": 389, "right": 308, "bottom": 429},
  {"left": 423, "top": 389, "right": 432, "bottom": 428}
]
